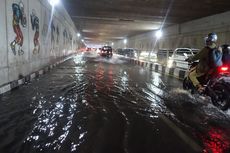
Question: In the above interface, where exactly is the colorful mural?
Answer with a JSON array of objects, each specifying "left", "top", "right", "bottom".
[
  {"left": 63, "top": 29, "right": 68, "bottom": 46},
  {"left": 50, "top": 20, "right": 56, "bottom": 52},
  {"left": 51, "top": 20, "right": 55, "bottom": 43},
  {"left": 30, "top": 9, "right": 40, "bottom": 54},
  {"left": 42, "top": 10, "right": 48, "bottom": 38},
  {"left": 10, "top": 1, "right": 27, "bottom": 56},
  {"left": 56, "top": 24, "right": 59, "bottom": 44}
]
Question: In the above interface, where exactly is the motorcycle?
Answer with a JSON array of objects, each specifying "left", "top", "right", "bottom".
[{"left": 183, "top": 56, "right": 230, "bottom": 111}]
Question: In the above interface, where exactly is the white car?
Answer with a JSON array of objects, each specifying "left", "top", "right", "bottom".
[
  {"left": 167, "top": 48, "right": 199, "bottom": 69},
  {"left": 139, "top": 51, "right": 157, "bottom": 62}
]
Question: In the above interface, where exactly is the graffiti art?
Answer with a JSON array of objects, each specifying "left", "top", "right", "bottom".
[
  {"left": 42, "top": 10, "right": 48, "bottom": 37},
  {"left": 50, "top": 20, "right": 56, "bottom": 52},
  {"left": 63, "top": 29, "right": 68, "bottom": 46},
  {"left": 31, "top": 9, "right": 40, "bottom": 54},
  {"left": 56, "top": 25, "right": 59, "bottom": 44},
  {"left": 10, "top": 0, "right": 27, "bottom": 56},
  {"left": 51, "top": 20, "right": 55, "bottom": 43}
]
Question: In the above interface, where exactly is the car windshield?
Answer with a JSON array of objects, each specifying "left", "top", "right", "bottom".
[{"left": 102, "top": 46, "right": 112, "bottom": 50}]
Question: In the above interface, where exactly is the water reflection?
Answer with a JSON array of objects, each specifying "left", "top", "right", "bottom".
[
  {"left": 0, "top": 54, "right": 229, "bottom": 153},
  {"left": 25, "top": 98, "right": 77, "bottom": 151},
  {"left": 201, "top": 127, "right": 230, "bottom": 153}
]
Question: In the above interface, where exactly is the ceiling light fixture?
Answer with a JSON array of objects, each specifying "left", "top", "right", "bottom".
[
  {"left": 124, "top": 39, "right": 127, "bottom": 44},
  {"left": 48, "top": 0, "right": 60, "bottom": 7},
  {"left": 155, "top": 30, "right": 163, "bottom": 39}
]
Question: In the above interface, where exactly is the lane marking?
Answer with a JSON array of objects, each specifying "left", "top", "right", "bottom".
[{"left": 160, "top": 114, "right": 202, "bottom": 152}]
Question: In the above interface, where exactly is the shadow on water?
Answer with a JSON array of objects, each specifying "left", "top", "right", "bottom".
[{"left": 164, "top": 89, "right": 230, "bottom": 153}]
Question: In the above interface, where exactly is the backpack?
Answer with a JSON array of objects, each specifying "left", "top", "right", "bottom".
[
  {"left": 222, "top": 44, "right": 230, "bottom": 65},
  {"left": 208, "top": 47, "right": 223, "bottom": 67}
]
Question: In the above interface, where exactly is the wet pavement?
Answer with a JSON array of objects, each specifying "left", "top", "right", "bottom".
[{"left": 0, "top": 52, "right": 230, "bottom": 153}]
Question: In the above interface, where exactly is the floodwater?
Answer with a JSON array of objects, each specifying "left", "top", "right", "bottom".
[{"left": 0, "top": 52, "right": 229, "bottom": 153}]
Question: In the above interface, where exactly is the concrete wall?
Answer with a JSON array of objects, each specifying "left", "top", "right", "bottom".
[
  {"left": 114, "top": 11, "right": 230, "bottom": 52},
  {"left": 0, "top": 0, "right": 80, "bottom": 86}
]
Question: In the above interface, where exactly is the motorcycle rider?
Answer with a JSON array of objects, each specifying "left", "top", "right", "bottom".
[{"left": 186, "top": 32, "right": 222, "bottom": 93}]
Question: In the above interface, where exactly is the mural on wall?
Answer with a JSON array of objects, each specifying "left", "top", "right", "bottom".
[
  {"left": 69, "top": 33, "right": 73, "bottom": 49},
  {"left": 30, "top": 9, "right": 40, "bottom": 54},
  {"left": 42, "top": 10, "right": 48, "bottom": 39},
  {"left": 56, "top": 25, "right": 59, "bottom": 44},
  {"left": 10, "top": 0, "right": 27, "bottom": 56},
  {"left": 50, "top": 20, "right": 56, "bottom": 52},
  {"left": 63, "top": 28, "right": 68, "bottom": 47},
  {"left": 51, "top": 21, "right": 55, "bottom": 43}
]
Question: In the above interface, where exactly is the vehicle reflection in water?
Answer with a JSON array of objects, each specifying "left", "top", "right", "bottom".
[
  {"left": 95, "top": 63, "right": 105, "bottom": 92},
  {"left": 201, "top": 127, "right": 230, "bottom": 153}
]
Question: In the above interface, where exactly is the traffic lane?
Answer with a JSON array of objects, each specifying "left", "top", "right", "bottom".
[
  {"left": 0, "top": 54, "right": 201, "bottom": 153},
  {"left": 84, "top": 54, "right": 199, "bottom": 152},
  {"left": 66, "top": 54, "right": 199, "bottom": 153},
  {"left": 89, "top": 54, "right": 230, "bottom": 153},
  {"left": 0, "top": 53, "right": 227, "bottom": 153}
]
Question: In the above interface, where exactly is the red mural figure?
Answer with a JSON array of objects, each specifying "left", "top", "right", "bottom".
[
  {"left": 31, "top": 9, "right": 40, "bottom": 54},
  {"left": 10, "top": 1, "right": 27, "bottom": 56}
]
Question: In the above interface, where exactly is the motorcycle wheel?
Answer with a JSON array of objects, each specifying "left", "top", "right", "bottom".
[{"left": 211, "top": 83, "right": 229, "bottom": 111}]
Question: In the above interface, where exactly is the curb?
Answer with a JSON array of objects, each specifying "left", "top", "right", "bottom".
[
  {"left": 0, "top": 54, "right": 74, "bottom": 95},
  {"left": 129, "top": 58, "right": 187, "bottom": 80}
]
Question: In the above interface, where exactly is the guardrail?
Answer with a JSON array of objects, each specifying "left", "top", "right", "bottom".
[{"left": 128, "top": 58, "right": 187, "bottom": 80}]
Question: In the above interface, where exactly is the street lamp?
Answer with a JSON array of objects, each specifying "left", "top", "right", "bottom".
[
  {"left": 123, "top": 39, "right": 127, "bottom": 48},
  {"left": 48, "top": 0, "right": 60, "bottom": 6},
  {"left": 124, "top": 39, "right": 127, "bottom": 44},
  {"left": 155, "top": 30, "right": 163, "bottom": 39},
  {"left": 111, "top": 42, "right": 114, "bottom": 46},
  {"left": 77, "top": 33, "right": 81, "bottom": 37}
]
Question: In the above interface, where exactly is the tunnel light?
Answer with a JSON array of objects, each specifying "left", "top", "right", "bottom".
[
  {"left": 124, "top": 39, "right": 127, "bottom": 44},
  {"left": 155, "top": 30, "right": 163, "bottom": 39},
  {"left": 77, "top": 33, "right": 81, "bottom": 37},
  {"left": 48, "top": 0, "right": 60, "bottom": 6}
]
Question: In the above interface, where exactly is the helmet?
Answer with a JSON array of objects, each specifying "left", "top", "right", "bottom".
[{"left": 205, "top": 32, "right": 218, "bottom": 43}]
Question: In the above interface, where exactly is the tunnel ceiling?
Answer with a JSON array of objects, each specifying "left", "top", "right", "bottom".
[{"left": 62, "top": 0, "right": 230, "bottom": 46}]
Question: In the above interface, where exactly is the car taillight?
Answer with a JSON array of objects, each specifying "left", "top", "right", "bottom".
[{"left": 219, "top": 66, "right": 229, "bottom": 73}]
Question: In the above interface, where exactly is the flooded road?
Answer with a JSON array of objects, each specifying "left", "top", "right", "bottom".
[{"left": 0, "top": 52, "right": 229, "bottom": 153}]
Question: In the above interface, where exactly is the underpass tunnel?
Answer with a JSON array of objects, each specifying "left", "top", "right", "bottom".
[{"left": 0, "top": 0, "right": 230, "bottom": 153}]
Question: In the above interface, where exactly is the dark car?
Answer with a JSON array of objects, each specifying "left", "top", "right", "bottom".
[
  {"left": 116, "top": 48, "right": 138, "bottom": 58},
  {"left": 100, "top": 46, "right": 113, "bottom": 57},
  {"left": 115, "top": 48, "right": 123, "bottom": 55}
]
